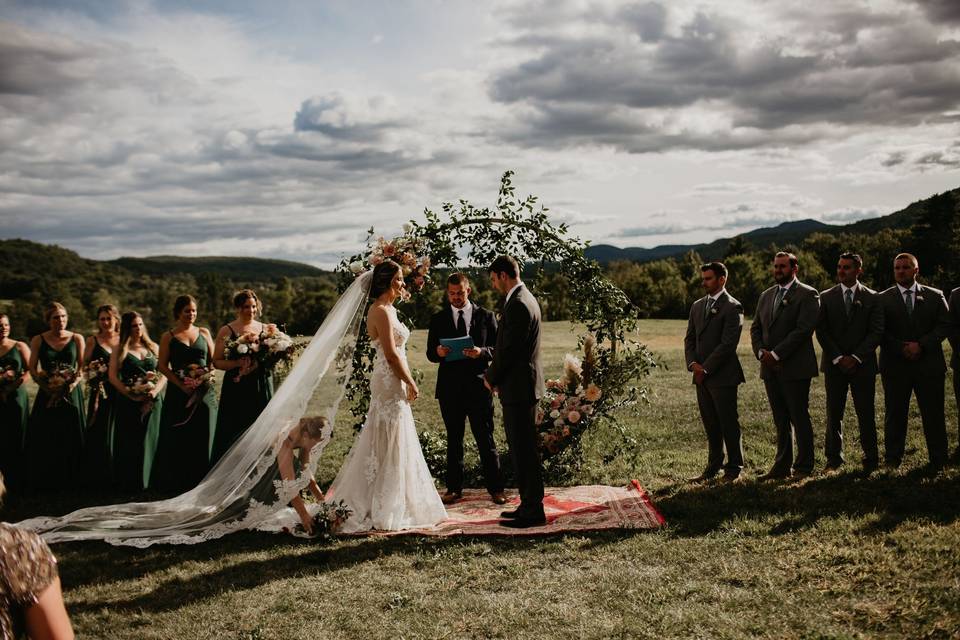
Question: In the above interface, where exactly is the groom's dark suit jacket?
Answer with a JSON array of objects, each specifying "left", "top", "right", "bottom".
[
  {"left": 484, "top": 285, "right": 544, "bottom": 405},
  {"left": 684, "top": 290, "right": 745, "bottom": 388},
  {"left": 426, "top": 302, "right": 497, "bottom": 400}
]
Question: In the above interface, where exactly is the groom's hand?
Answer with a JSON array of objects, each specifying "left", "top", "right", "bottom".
[{"left": 463, "top": 347, "right": 482, "bottom": 359}]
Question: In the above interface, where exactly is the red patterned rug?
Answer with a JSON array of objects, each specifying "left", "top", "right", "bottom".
[{"left": 363, "top": 479, "right": 664, "bottom": 537}]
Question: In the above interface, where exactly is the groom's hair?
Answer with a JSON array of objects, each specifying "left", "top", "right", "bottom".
[
  {"left": 447, "top": 272, "right": 471, "bottom": 289},
  {"left": 700, "top": 262, "right": 727, "bottom": 279},
  {"left": 488, "top": 256, "right": 519, "bottom": 279}
]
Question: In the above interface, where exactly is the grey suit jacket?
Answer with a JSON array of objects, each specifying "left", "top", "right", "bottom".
[
  {"left": 949, "top": 287, "right": 960, "bottom": 371},
  {"left": 484, "top": 285, "right": 545, "bottom": 405},
  {"left": 749, "top": 280, "right": 820, "bottom": 381},
  {"left": 815, "top": 283, "right": 883, "bottom": 377},
  {"left": 878, "top": 284, "right": 951, "bottom": 378},
  {"left": 684, "top": 290, "right": 745, "bottom": 387}
]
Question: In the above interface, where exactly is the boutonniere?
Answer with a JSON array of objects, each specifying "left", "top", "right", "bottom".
[
  {"left": 710, "top": 307, "right": 718, "bottom": 315},
  {"left": 915, "top": 295, "right": 924, "bottom": 303},
  {"left": 781, "top": 297, "right": 790, "bottom": 306},
  {"left": 853, "top": 299, "right": 863, "bottom": 308}
]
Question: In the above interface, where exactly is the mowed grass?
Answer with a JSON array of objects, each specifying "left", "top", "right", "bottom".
[{"left": 4, "top": 319, "right": 959, "bottom": 639}]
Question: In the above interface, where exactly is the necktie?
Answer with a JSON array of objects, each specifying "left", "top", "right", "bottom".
[
  {"left": 773, "top": 287, "right": 786, "bottom": 316},
  {"left": 904, "top": 289, "right": 913, "bottom": 316},
  {"left": 457, "top": 309, "right": 467, "bottom": 335},
  {"left": 844, "top": 288, "right": 853, "bottom": 316},
  {"left": 704, "top": 297, "right": 714, "bottom": 320}
]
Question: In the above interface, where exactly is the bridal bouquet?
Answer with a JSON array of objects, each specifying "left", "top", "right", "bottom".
[
  {"left": 82, "top": 358, "right": 110, "bottom": 400},
  {"left": 307, "top": 500, "right": 353, "bottom": 539},
  {"left": 124, "top": 371, "right": 160, "bottom": 418},
  {"left": 0, "top": 364, "right": 19, "bottom": 403},
  {"left": 257, "top": 324, "right": 304, "bottom": 373},
  {"left": 38, "top": 364, "right": 78, "bottom": 407},
  {"left": 536, "top": 337, "right": 603, "bottom": 456}
]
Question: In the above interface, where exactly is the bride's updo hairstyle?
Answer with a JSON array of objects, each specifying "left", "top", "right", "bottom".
[{"left": 369, "top": 260, "right": 401, "bottom": 300}]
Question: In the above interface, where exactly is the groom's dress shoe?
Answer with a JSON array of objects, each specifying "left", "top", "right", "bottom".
[
  {"left": 499, "top": 514, "right": 547, "bottom": 529},
  {"left": 490, "top": 491, "right": 508, "bottom": 505},
  {"left": 500, "top": 508, "right": 522, "bottom": 519},
  {"left": 688, "top": 468, "right": 720, "bottom": 483},
  {"left": 441, "top": 491, "right": 462, "bottom": 505}
]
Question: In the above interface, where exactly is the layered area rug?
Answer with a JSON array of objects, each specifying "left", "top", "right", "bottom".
[{"left": 367, "top": 480, "right": 664, "bottom": 537}]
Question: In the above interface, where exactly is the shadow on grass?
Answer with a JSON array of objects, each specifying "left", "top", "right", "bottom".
[{"left": 654, "top": 466, "right": 960, "bottom": 537}]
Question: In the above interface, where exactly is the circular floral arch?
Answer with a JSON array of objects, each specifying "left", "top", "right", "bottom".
[{"left": 336, "top": 171, "right": 656, "bottom": 478}]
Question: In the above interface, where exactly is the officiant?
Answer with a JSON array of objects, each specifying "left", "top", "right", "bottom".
[{"left": 426, "top": 272, "right": 506, "bottom": 505}]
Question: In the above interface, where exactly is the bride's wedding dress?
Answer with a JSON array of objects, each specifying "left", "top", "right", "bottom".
[{"left": 325, "top": 309, "right": 446, "bottom": 532}]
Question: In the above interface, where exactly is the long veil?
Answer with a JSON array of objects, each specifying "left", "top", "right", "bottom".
[{"left": 17, "top": 271, "right": 372, "bottom": 546}]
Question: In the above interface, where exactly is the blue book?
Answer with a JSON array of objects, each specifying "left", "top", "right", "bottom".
[{"left": 439, "top": 336, "right": 476, "bottom": 362}]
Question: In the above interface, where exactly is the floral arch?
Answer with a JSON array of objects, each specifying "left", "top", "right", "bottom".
[{"left": 335, "top": 171, "right": 656, "bottom": 479}]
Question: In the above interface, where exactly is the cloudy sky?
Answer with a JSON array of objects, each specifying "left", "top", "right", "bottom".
[{"left": 2, "top": 0, "right": 959, "bottom": 267}]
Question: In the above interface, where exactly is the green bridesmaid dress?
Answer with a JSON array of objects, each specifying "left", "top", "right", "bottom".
[
  {"left": 210, "top": 326, "right": 274, "bottom": 464},
  {"left": 26, "top": 337, "right": 86, "bottom": 491},
  {"left": 151, "top": 332, "right": 217, "bottom": 493},
  {"left": 82, "top": 340, "right": 115, "bottom": 487},
  {"left": 111, "top": 351, "right": 165, "bottom": 491},
  {"left": 0, "top": 344, "right": 29, "bottom": 491}
]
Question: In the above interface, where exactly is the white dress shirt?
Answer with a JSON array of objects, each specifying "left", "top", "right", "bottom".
[
  {"left": 759, "top": 279, "right": 796, "bottom": 361},
  {"left": 833, "top": 282, "right": 862, "bottom": 365}
]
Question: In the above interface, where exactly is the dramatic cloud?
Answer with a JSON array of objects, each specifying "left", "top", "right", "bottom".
[{"left": 488, "top": 0, "right": 960, "bottom": 153}]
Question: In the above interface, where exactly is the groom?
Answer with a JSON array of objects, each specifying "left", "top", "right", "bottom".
[{"left": 483, "top": 255, "right": 546, "bottom": 528}]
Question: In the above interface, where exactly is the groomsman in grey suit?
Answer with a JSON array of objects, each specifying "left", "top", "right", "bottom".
[
  {"left": 750, "top": 251, "right": 821, "bottom": 479},
  {"left": 684, "top": 261, "right": 746, "bottom": 482},
  {"left": 815, "top": 252, "right": 884, "bottom": 474},
  {"left": 950, "top": 285, "right": 960, "bottom": 462},
  {"left": 878, "top": 253, "right": 951, "bottom": 469}
]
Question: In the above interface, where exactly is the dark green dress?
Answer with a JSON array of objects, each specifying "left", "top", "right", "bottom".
[
  {"left": 151, "top": 332, "right": 217, "bottom": 493},
  {"left": 111, "top": 351, "right": 165, "bottom": 491},
  {"left": 210, "top": 326, "right": 274, "bottom": 464},
  {"left": 26, "top": 337, "right": 86, "bottom": 491},
  {"left": 0, "top": 344, "right": 29, "bottom": 491},
  {"left": 82, "top": 340, "right": 115, "bottom": 487}
]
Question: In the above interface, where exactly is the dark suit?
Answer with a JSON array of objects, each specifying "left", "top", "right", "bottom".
[
  {"left": 815, "top": 283, "right": 883, "bottom": 467},
  {"left": 485, "top": 284, "right": 545, "bottom": 518},
  {"left": 750, "top": 280, "right": 820, "bottom": 474},
  {"left": 950, "top": 287, "right": 960, "bottom": 454},
  {"left": 878, "top": 284, "right": 951, "bottom": 466},
  {"left": 426, "top": 302, "right": 503, "bottom": 494},
  {"left": 684, "top": 290, "right": 746, "bottom": 475}
]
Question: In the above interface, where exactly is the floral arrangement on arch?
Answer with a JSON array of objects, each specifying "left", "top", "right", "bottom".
[
  {"left": 537, "top": 336, "right": 603, "bottom": 457},
  {"left": 346, "top": 224, "right": 431, "bottom": 295}
]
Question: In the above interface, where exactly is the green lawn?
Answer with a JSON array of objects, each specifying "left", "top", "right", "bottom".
[{"left": 4, "top": 319, "right": 959, "bottom": 639}]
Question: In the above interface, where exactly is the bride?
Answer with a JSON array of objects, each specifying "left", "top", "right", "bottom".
[
  {"left": 323, "top": 260, "right": 446, "bottom": 532},
  {"left": 18, "top": 260, "right": 445, "bottom": 545}
]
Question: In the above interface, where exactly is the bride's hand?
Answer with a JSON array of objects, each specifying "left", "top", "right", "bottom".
[{"left": 406, "top": 381, "right": 419, "bottom": 403}]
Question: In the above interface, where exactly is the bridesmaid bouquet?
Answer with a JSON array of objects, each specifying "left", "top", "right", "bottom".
[
  {"left": 258, "top": 324, "right": 304, "bottom": 373},
  {"left": 82, "top": 358, "right": 110, "bottom": 400},
  {"left": 124, "top": 371, "right": 160, "bottom": 418},
  {"left": 38, "top": 364, "right": 78, "bottom": 407},
  {"left": 173, "top": 364, "right": 216, "bottom": 426},
  {"left": 0, "top": 364, "right": 19, "bottom": 403},
  {"left": 536, "top": 337, "right": 603, "bottom": 456},
  {"left": 223, "top": 331, "right": 262, "bottom": 381}
]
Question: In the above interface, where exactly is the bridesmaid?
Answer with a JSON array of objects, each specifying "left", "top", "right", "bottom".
[
  {"left": 210, "top": 289, "right": 274, "bottom": 464},
  {"left": 109, "top": 312, "right": 166, "bottom": 492},
  {"left": 0, "top": 314, "right": 31, "bottom": 492},
  {"left": 152, "top": 295, "right": 217, "bottom": 493},
  {"left": 26, "top": 302, "right": 86, "bottom": 491},
  {"left": 82, "top": 304, "right": 120, "bottom": 487}
]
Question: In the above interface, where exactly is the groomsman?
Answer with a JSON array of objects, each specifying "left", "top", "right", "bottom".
[
  {"left": 950, "top": 285, "right": 960, "bottom": 461},
  {"left": 815, "top": 253, "right": 884, "bottom": 473},
  {"left": 878, "top": 253, "right": 951, "bottom": 469},
  {"left": 484, "top": 255, "right": 546, "bottom": 528},
  {"left": 750, "top": 251, "right": 820, "bottom": 479},
  {"left": 683, "top": 262, "right": 746, "bottom": 482},
  {"left": 426, "top": 272, "right": 506, "bottom": 505}
]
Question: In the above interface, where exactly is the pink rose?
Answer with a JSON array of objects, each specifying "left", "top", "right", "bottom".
[
  {"left": 383, "top": 244, "right": 396, "bottom": 257},
  {"left": 369, "top": 254, "right": 383, "bottom": 266},
  {"left": 567, "top": 410, "right": 581, "bottom": 424}
]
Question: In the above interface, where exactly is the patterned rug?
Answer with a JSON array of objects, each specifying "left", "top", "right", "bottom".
[{"left": 363, "top": 480, "right": 665, "bottom": 537}]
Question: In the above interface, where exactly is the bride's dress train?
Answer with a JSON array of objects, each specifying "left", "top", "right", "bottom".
[{"left": 325, "top": 313, "right": 446, "bottom": 532}]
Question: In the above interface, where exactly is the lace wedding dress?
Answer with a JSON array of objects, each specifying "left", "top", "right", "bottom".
[{"left": 324, "top": 308, "right": 446, "bottom": 532}]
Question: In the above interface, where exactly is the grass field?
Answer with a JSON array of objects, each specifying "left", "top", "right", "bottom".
[{"left": 4, "top": 319, "right": 959, "bottom": 639}]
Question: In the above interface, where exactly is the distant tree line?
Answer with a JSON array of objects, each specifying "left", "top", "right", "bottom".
[{"left": 607, "top": 190, "right": 959, "bottom": 318}]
